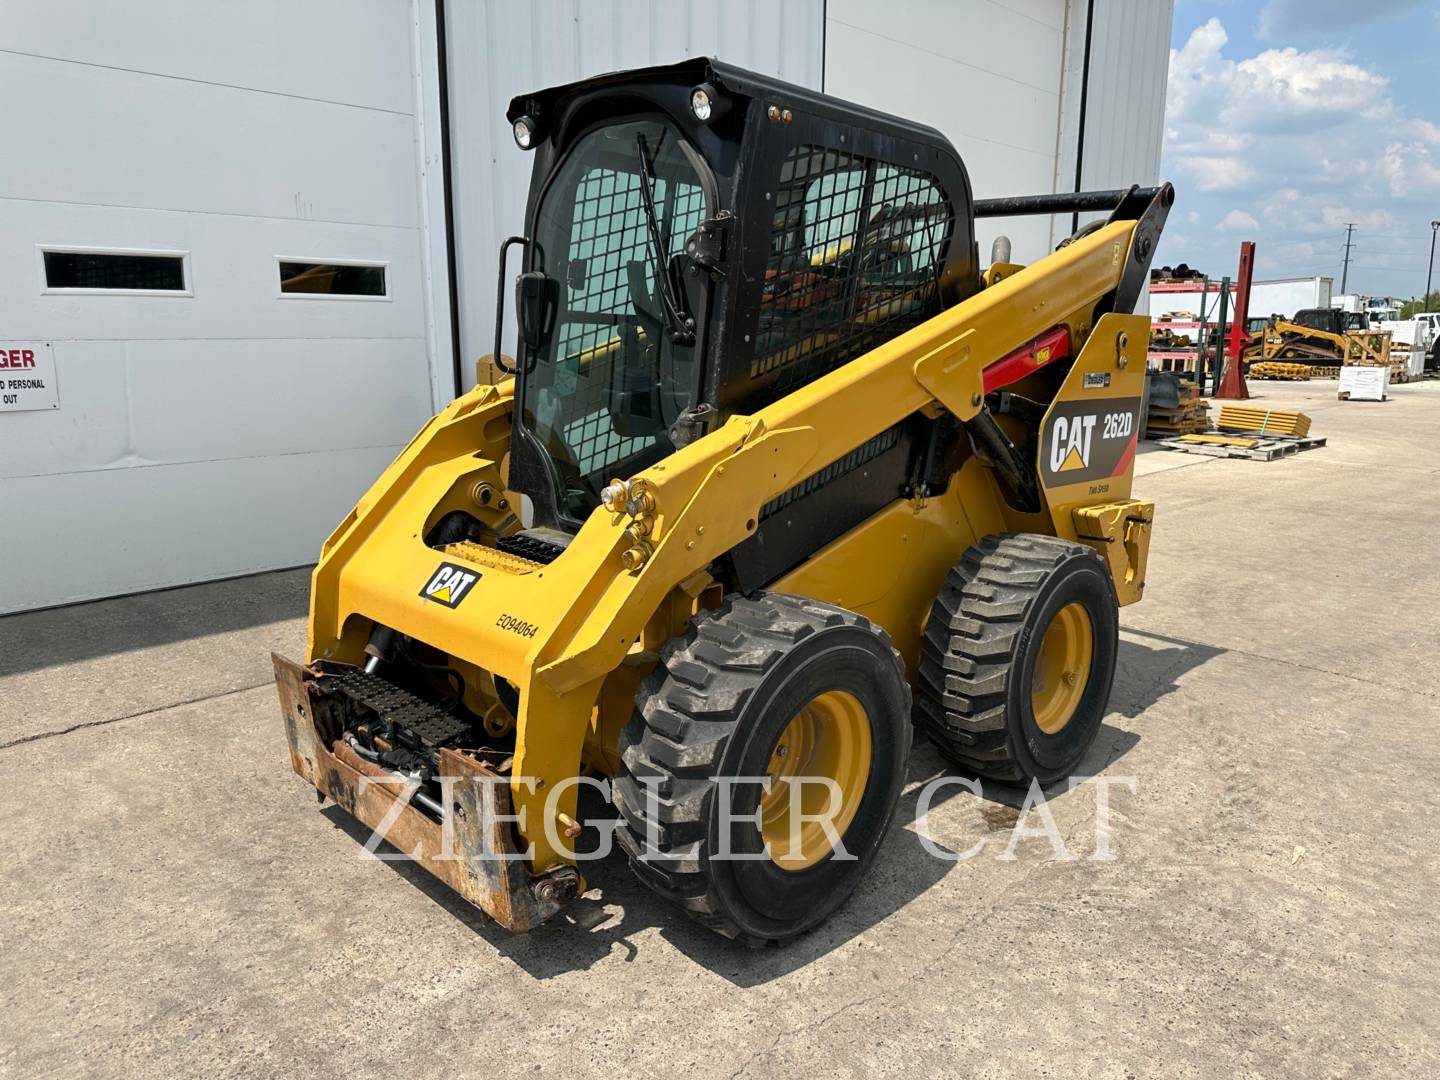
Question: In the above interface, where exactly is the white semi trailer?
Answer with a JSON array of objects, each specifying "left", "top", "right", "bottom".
[{"left": 1151, "top": 275, "right": 1332, "bottom": 322}]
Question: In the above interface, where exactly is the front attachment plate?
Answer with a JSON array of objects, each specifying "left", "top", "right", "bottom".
[{"left": 272, "top": 652, "right": 575, "bottom": 932}]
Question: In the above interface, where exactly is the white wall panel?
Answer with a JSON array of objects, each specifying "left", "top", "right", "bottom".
[
  {"left": 824, "top": 0, "right": 1067, "bottom": 264},
  {"left": 826, "top": 0, "right": 1171, "bottom": 262},
  {"left": 1079, "top": 0, "right": 1172, "bottom": 192},
  {"left": 2, "top": 0, "right": 415, "bottom": 113},
  {"left": 123, "top": 339, "right": 430, "bottom": 465},
  {"left": 444, "top": 0, "right": 825, "bottom": 387},
  {"left": 0, "top": 343, "right": 422, "bottom": 486},
  {"left": 0, "top": 446, "right": 400, "bottom": 612},
  {"left": 0, "top": 341, "right": 131, "bottom": 479},
  {"left": 0, "top": 52, "right": 418, "bottom": 227},
  {"left": 1055, "top": 0, "right": 1174, "bottom": 240},
  {"left": 0, "top": 202, "right": 427, "bottom": 342}
]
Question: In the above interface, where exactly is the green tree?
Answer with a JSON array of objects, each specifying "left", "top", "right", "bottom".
[{"left": 1401, "top": 292, "right": 1440, "bottom": 317}]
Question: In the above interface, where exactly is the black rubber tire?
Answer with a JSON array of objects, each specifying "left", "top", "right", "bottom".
[
  {"left": 915, "top": 534, "right": 1118, "bottom": 785},
  {"left": 613, "top": 593, "right": 912, "bottom": 945}
]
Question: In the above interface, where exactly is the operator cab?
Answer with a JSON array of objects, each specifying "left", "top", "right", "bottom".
[
  {"left": 1293, "top": 308, "right": 1347, "bottom": 336},
  {"left": 499, "top": 58, "right": 978, "bottom": 538}
]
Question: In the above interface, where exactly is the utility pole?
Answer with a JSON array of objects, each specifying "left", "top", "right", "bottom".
[
  {"left": 1426, "top": 220, "right": 1438, "bottom": 312},
  {"left": 1340, "top": 223, "right": 1356, "bottom": 294}
]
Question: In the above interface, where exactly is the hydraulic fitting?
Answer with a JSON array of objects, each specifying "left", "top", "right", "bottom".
[
  {"left": 600, "top": 479, "right": 631, "bottom": 513},
  {"left": 625, "top": 480, "right": 656, "bottom": 518},
  {"left": 621, "top": 542, "right": 654, "bottom": 571}
]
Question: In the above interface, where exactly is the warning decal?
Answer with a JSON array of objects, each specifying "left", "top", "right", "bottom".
[{"left": 0, "top": 342, "right": 60, "bottom": 412}]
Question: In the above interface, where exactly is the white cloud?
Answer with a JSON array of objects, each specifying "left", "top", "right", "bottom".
[
  {"left": 1166, "top": 18, "right": 1440, "bottom": 202},
  {"left": 1176, "top": 154, "right": 1253, "bottom": 192},
  {"left": 1158, "top": 17, "right": 1440, "bottom": 292}
]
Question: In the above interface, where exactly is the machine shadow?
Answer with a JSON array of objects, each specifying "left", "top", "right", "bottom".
[
  {"left": 1112, "top": 627, "right": 1226, "bottom": 717},
  {"left": 320, "top": 715, "right": 1144, "bottom": 985}
]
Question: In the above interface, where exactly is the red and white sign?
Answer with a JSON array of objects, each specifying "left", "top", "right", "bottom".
[{"left": 0, "top": 342, "right": 60, "bottom": 412}]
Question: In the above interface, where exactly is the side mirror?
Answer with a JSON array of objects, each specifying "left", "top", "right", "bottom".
[{"left": 516, "top": 271, "right": 558, "bottom": 350}]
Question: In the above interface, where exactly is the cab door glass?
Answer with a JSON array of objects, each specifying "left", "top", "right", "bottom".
[{"left": 524, "top": 119, "right": 707, "bottom": 520}]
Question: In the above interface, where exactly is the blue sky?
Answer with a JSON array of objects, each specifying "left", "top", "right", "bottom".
[{"left": 1154, "top": 0, "right": 1440, "bottom": 298}]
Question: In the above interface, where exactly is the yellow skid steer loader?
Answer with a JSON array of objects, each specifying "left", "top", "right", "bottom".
[{"left": 273, "top": 59, "right": 1169, "bottom": 944}]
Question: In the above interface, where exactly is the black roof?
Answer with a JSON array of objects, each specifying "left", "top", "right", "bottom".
[{"left": 506, "top": 56, "right": 958, "bottom": 156}]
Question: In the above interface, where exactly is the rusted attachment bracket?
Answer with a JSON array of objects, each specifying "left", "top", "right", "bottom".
[{"left": 272, "top": 653, "right": 575, "bottom": 932}]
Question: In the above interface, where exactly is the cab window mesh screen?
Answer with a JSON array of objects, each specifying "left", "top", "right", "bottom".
[
  {"left": 754, "top": 147, "right": 952, "bottom": 392},
  {"left": 551, "top": 164, "right": 703, "bottom": 478}
]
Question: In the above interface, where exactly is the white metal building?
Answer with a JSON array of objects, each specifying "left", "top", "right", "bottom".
[{"left": 0, "top": 0, "right": 1173, "bottom": 613}]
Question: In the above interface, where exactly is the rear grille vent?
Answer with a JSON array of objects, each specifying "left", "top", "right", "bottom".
[
  {"left": 761, "top": 423, "right": 904, "bottom": 519},
  {"left": 496, "top": 532, "right": 568, "bottom": 565}
]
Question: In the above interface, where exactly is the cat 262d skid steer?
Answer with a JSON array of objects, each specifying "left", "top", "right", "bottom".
[{"left": 273, "top": 59, "right": 1170, "bottom": 944}]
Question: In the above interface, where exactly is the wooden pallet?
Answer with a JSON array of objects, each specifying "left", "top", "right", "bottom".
[{"left": 1157, "top": 433, "right": 1327, "bottom": 461}]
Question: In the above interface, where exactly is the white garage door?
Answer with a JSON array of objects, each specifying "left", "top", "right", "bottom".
[{"left": 0, "top": 1, "right": 440, "bottom": 613}]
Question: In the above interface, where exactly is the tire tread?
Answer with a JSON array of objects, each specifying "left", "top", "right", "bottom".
[{"left": 614, "top": 593, "right": 910, "bottom": 944}]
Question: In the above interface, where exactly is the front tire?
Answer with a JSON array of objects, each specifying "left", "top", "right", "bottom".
[
  {"left": 916, "top": 534, "right": 1119, "bottom": 784},
  {"left": 613, "top": 593, "right": 911, "bottom": 944}
]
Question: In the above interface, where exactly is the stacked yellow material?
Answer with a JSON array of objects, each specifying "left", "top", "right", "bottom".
[
  {"left": 1174, "top": 433, "right": 1258, "bottom": 449},
  {"left": 1248, "top": 362, "right": 1312, "bottom": 381},
  {"left": 1216, "top": 405, "right": 1311, "bottom": 437},
  {"left": 1146, "top": 389, "right": 1210, "bottom": 436}
]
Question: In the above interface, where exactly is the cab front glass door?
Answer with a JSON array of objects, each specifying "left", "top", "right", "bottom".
[{"left": 521, "top": 118, "right": 708, "bottom": 524}]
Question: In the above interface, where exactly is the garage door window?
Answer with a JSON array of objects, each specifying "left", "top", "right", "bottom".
[
  {"left": 278, "top": 260, "right": 387, "bottom": 298},
  {"left": 41, "top": 248, "right": 188, "bottom": 293}
]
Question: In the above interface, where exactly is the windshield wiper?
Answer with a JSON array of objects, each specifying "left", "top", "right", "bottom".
[{"left": 635, "top": 133, "right": 696, "bottom": 346}]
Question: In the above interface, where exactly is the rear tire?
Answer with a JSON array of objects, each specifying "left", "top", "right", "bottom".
[
  {"left": 916, "top": 534, "right": 1118, "bottom": 784},
  {"left": 613, "top": 593, "right": 911, "bottom": 944}
]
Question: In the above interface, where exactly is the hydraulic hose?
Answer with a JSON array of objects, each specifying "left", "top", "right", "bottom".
[{"left": 343, "top": 735, "right": 447, "bottom": 818}]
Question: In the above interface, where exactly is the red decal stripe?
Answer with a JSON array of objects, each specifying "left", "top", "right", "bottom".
[
  {"left": 1110, "top": 433, "right": 1137, "bottom": 477},
  {"left": 982, "top": 326, "right": 1071, "bottom": 393}
]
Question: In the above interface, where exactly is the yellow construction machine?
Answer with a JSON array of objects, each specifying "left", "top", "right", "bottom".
[
  {"left": 1244, "top": 307, "right": 1391, "bottom": 367},
  {"left": 273, "top": 60, "right": 1169, "bottom": 943}
]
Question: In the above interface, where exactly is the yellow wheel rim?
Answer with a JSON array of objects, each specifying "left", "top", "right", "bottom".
[
  {"left": 1030, "top": 602, "right": 1094, "bottom": 735},
  {"left": 759, "top": 690, "right": 873, "bottom": 871}
]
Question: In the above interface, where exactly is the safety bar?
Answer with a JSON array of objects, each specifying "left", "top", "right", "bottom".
[{"left": 974, "top": 186, "right": 1167, "bottom": 218}]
